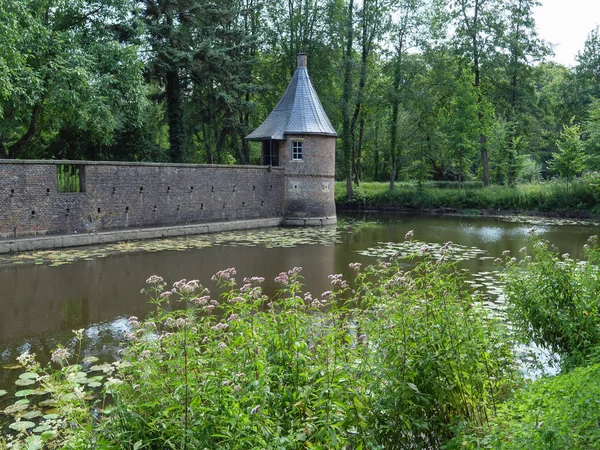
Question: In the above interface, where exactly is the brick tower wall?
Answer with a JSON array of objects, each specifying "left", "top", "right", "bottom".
[{"left": 279, "top": 135, "right": 337, "bottom": 224}]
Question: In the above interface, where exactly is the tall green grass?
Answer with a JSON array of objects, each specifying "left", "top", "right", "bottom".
[{"left": 336, "top": 180, "right": 600, "bottom": 215}]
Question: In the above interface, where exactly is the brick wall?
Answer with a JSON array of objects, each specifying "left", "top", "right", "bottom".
[
  {"left": 0, "top": 160, "right": 285, "bottom": 239},
  {"left": 279, "top": 135, "right": 336, "bottom": 219}
]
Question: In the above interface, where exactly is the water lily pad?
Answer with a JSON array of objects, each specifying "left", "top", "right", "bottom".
[
  {"left": 33, "top": 424, "right": 52, "bottom": 433},
  {"left": 82, "top": 356, "right": 99, "bottom": 363},
  {"left": 19, "top": 372, "right": 38, "bottom": 380},
  {"left": 4, "top": 403, "right": 28, "bottom": 414},
  {"left": 0, "top": 389, "right": 7, "bottom": 397},
  {"left": 15, "top": 389, "right": 37, "bottom": 397},
  {"left": 15, "top": 378, "right": 36, "bottom": 386},
  {"left": 38, "top": 400, "right": 57, "bottom": 407},
  {"left": 22, "top": 410, "right": 42, "bottom": 419},
  {"left": 89, "top": 363, "right": 113, "bottom": 373},
  {"left": 9, "top": 421, "right": 36, "bottom": 432},
  {"left": 42, "top": 413, "right": 60, "bottom": 420}
]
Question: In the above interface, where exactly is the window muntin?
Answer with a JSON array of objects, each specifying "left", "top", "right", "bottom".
[{"left": 291, "top": 140, "right": 303, "bottom": 160}]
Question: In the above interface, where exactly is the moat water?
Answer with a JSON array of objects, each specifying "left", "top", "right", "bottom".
[{"left": 1, "top": 212, "right": 598, "bottom": 396}]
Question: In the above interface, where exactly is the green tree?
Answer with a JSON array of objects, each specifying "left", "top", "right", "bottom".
[
  {"left": 0, "top": 0, "right": 147, "bottom": 160},
  {"left": 549, "top": 119, "right": 585, "bottom": 190},
  {"left": 388, "top": 0, "right": 424, "bottom": 190},
  {"left": 583, "top": 98, "right": 600, "bottom": 169},
  {"left": 452, "top": 0, "right": 504, "bottom": 187},
  {"left": 575, "top": 26, "right": 600, "bottom": 100},
  {"left": 445, "top": 69, "right": 482, "bottom": 191}
]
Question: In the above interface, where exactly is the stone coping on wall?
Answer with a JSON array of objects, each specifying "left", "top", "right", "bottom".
[
  {"left": 0, "top": 159, "right": 284, "bottom": 171},
  {"left": 0, "top": 217, "right": 284, "bottom": 254},
  {"left": 283, "top": 217, "right": 337, "bottom": 227}
]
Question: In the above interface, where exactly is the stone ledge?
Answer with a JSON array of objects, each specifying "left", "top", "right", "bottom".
[
  {"left": 0, "top": 158, "right": 285, "bottom": 171},
  {"left": 0, "top": 218, "right": 284, "bottom": 254},
  {"left": 283, "top": 216, "right": 337, "bottom": 227}
]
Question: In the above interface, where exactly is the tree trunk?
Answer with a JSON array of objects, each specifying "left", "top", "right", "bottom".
[
  {"left": 7, "top": 103, "right": 43, "bottom": 159},
  {"left": 166, "top": 68, "right": 184, "bottom": 162},
  {"left": 389, "top": 15, "right": 406, "bottom": 191},
  {"left": 390, "top": 101, "right": 399, "bottom": 190},
  {"left": 469, "top": 2, "right": 490, "bottom": 187},
  {"left": 390, "top": 155, "right": 397, "bottom": 191},
  {"left": 374, "top": 119, "right": 380, "bottom": 181},
  {"left": 354, "top": 116, "right": 364, "bottom": 185},
  {"left": 342, "top": 0, "right": 354, "bottom": 200},
  {"left": 480, "top": 136, "right": 489, "bottom": 186},
  {"left": 350, "top": 0, "right": 374, "bottom": 186},
  {"left": 459, "top": 150, "right": 463, "bottom": 192}
]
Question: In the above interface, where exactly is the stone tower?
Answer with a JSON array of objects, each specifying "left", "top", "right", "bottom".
[{"left": 246, "top": 53, "right": 337, "bottom": 226}]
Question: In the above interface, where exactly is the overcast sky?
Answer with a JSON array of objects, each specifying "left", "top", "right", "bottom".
[{"left": 534, "top": 0, "right": 600, "bottom": 67}]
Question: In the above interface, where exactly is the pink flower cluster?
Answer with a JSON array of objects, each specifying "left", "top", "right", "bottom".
[
  {"left": 211, "top": 322, "right": 228, "bottom": 331},
  {"left": 328, "top": 274, "right": 348, "bottom": 289},
  {"left": 275, "top": 267, "right": 303, "bottom": 285},
  {"left": 212, "top": 268, "right": 237, "bottom": 282},
  {"left": 173, "top": 279, "right": 200, "bottom": 294},
  {"left": 192, "top": 295, "right": 211, "bottom": 306},
  {"left": 274, "top": 272, "right": 289, "bottom": 285},
  {"left": 349, "top": 262, "right": 362, "bottom": 272}
]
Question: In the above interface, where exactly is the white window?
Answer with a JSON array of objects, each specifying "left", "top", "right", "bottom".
[{"left": 291, "top": 140, "right": 303, "bottom": 160}]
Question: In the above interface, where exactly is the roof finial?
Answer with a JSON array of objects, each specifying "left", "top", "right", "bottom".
[{"left": 297, "top": 53, "right": 307, "bottom": 68}]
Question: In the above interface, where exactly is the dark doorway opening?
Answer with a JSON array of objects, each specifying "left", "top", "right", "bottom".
[{"left": 262, "top": 140, "right": 280, "bottom": 166}]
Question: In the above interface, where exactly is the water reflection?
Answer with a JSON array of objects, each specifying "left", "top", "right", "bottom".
[{"left": 1, "top": 212, "right": 598, "bottom": 393}]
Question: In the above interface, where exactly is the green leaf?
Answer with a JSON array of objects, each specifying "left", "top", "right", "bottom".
[
  {"left": 22, "top": 410, "right": 42, "bottom": 419},
  {"left": 15, "top": 389, "right": 37, "bottom": 397},
  {"left": 19, "top": 372, "right": 38, "bottom": 380},
  {"left": 9, "top": 421, "right": 36, "bottom": 431}
]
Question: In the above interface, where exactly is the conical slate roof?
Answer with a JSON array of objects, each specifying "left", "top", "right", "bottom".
[{"left": 246, "top": 54, "right": 337, "bottom": 141}]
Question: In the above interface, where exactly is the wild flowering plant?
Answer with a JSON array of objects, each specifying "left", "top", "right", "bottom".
[
  {"left": 3, "top": 235, "right": 518, "bottom": 449},
  {"left": 502, "top": 231, "right": 600, "bottom": 369}
]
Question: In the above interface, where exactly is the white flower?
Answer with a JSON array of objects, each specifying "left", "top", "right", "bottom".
[
  {"left": 146, "top": 275, "right": 164, "bottom": 285},
  {"left": 51, "top": 347, "right": 70, "bottom": 364}
]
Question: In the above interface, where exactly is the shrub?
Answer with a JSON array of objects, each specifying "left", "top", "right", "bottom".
[
  {"left": 455, "top": 363, "right": 600, "bottom": 449},
  {"left": 502, "top": 234, "right": 600, "bottom": 369}
]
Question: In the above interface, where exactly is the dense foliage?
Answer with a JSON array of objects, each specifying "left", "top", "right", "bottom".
[
  {"left": 1, "top": 244, "right": 517, "bottom": 449},
  {"left": 503, "top": 233, "right": 600, "bottom": 369},
  {"left": 2, "top": 0, "right": 600, "bottom": 196},
  {"left": 452, "top": 234, "right": 600, "bottom": 448},
  {"left": 335, "top": 179, "right": 600, "bottom": 215},
  {"left": 457, "top": 362, "right": 600, "bottom": 449}
]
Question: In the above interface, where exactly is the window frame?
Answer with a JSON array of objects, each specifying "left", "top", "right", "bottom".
[{"left": 291, "top": 140, "right": 304, "bottom": 161}]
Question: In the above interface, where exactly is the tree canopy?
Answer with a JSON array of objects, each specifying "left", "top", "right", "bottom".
[{"left": 1, "top": 0, "right": 598, "bottom": 194}]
